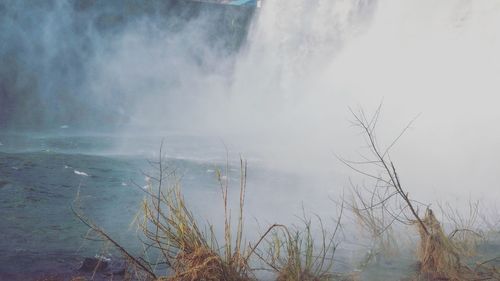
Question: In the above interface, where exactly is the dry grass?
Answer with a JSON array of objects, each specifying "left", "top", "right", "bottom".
[
  {"left": 439, "top": 201, "right": 483, "bottom": 258},
  {"left": 138, "top": 157, "right": 253, "bottom": 281},
  {"left": 73, "top": 150, "right": 350, "bottom": 281},
  {"left": 139, "top": 156, "right": 348, "bottom": 281},
  {"left": 71, "top": 106, "right": 500, "bottom": 281},
  {"left": 414, "top": 209, "right": 500, "bottom": 281},
  {"left": 416, "top": 209, "right": 462, "bottom": 280},
  {"left": 253, "top": 205, "right": 346, "bottom": 281},
  {"left": 269, "top": 222, "right": 335, "bottom": 281},
  {"left": 341, "top": 105, "right": 500, "bottom": 281},
  {"left": 349, "top": 185, "right": 399, "bottom": 266}
]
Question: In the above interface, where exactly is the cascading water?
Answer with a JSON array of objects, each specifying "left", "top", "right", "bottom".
[
  {"left": 1, "top": 0, "right": 500, "bottom": 279},
  {"left": 210, "top": 0, "right": 500, "bottom": 203}
]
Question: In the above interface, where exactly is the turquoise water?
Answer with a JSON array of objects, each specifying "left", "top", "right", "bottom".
[
  {"left": 3, "top": 134, "right": 500, "bottom": 281},
  {"left": 0, "top": 133, "right": 310, "bottom": 280},
  {"left": 0, "top": 133, "right": 232, "bottom": 279},
  {"left": 0, "top": 151, "right": 141, "bottom": 279}
]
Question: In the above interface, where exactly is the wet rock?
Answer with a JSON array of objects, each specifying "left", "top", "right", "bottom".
[
  {"left": 106, "top": 268, "right": 126, "bottom": 277},
  {"left": 0, "top": 180, "right": 9, "bottom": 188},
  {"left": 79, "top": 257, "right": 109, "bottom": 272}
]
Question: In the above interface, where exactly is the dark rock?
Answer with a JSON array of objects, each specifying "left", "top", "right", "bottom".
[
  {"left": 79, "top": 257, "right": 109, "bottom": 272},
  {"left": 0, "top": 180, "right": 10, "bottom": 188},
  {"left": 106, "top": 268, "right": 126, "bottom": 276}
]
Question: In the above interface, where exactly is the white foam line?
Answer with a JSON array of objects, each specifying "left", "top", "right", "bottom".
[{"left": 74, "top": 170, "right": 89, "bottom": 177}]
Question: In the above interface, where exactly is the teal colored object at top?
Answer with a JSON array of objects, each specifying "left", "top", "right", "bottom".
[
  {"left": 191, "top": 0, "right": 260, "bottom": 7},
  {"left": 228, "top": 0, "right": 258, "bottom": 6}
]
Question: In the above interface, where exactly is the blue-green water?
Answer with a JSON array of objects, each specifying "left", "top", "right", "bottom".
[
  {"left": 7, "top": 133, "right": 488, "bottom": 281},
  {"left": 0, "top": 133, "right": 228, "bottom": 279},
  {"left": 0, "top": 151, "right": 140, "bottom": 279},
  {"left": 0, "top": 133, "right": 310, "bottom": 280}
]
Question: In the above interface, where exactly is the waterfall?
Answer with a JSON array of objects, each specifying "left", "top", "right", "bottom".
[{"left": 211, "top": 0, "right": 500, "bottom": 202}]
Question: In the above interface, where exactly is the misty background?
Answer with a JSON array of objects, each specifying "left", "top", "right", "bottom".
[
  {"left": 1, "top": 0, "right": 500, "bottom": 209},
  {"left": 2, "top": 1, "right": 500, "bottom": 279},
  {"left": 0, "top": 0, "right": 253, "bottom": 129}
]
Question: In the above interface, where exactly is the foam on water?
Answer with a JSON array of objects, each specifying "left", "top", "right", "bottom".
[{"left": 73, "top": 170, "right": 89, "bottom": 177}]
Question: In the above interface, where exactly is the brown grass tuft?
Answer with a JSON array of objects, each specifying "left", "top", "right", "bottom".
[
  {"left": 72, "top": 145, "right": 357, "bottom": 281},
  {"left": 166, "top": 247, "right": 227, "bottom": 281},
  {"left": 416, "top": 209, "right": 462, "bottom": 280},
  {"left": 139, "top": 157, "right": 254, "bottom": 281},
  {"left": 262, "top": 210, "right": 344, "bottom": 281}
]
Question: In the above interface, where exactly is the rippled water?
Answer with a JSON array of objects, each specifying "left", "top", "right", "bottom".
[
  {"left": 0, "top": 133, "right": 225, "bottom": 279},
  {"left": 0, "top": 133, "right": 311, "bottom": 280},
  {"left": 3, "top": 134, "right": 500, "bottom": 281}
]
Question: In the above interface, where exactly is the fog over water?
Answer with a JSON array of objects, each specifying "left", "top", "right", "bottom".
[
  {"left": 0, "top": 0, "right": 253, "bottom": 129},
  {"left": 116, "top": 0, "right": 500, "bottom": 206},
  {"left": 2, "top": 0, "right": 500, "bottom": 211},
  {"left": 2, "top": 1, "right": 500, "bottom": 279}
]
